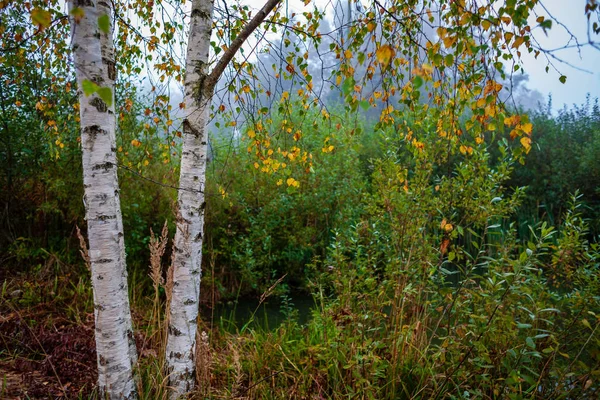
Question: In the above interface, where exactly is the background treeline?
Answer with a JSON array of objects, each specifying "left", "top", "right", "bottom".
[{"left": 2, "top": 91, "right": 599, "bottom": 297}]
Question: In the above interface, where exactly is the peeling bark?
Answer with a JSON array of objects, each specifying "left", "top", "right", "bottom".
[{"left": 68, "top": 0, "right": 137, "bottom": 398}]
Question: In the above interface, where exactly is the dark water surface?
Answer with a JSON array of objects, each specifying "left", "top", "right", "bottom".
[{"left": 200, "top": 292, "right": 315, "bottom": 331}]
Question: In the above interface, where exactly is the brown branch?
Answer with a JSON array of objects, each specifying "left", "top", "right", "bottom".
[{"left": 203, "top": 0, "right": 282, "bottom": 94}]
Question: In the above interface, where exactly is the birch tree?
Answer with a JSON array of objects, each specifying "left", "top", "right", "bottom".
[
  {"left": 68, "top": 0, "right": 137, "bottom": 398},
  {"left": 166, "top": 0, "right": 281, "bottom": 396}
]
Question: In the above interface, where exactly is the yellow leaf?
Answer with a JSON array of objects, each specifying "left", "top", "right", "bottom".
[
  {"left": 520, "top": 136, "right": 531, "bottom": 153},
  {"left": 443, "top": 36, "right": 455, "bottom": 48},
  {"left": 485, "top": 104, "right": 496, "bottom": 118},
  {"left": 281, "top": 91, "right": 289, "bottom": 100},
  {"left": 512, "top": 36, "right": 525, "bottom": 49},
  {"left": 248, "top": 130, "right": 256, "bottom": 138},
  {"left": 582, "top": 319, "right": 592, "bottom": 329},
  {"left": 31, "top": 8, "right": 52, "bottom": 29},
  {"left": 376, "top": 44, "right": 395, "bottom": 68},
  {"left": 481, "top": 20, "right": 491, "bottom": 31},
  {"left": 344, "top": 49, "right": 352, "bottom": 59},
  {"left": 521, "top": 122, "right": 533, "bottom": 135}
]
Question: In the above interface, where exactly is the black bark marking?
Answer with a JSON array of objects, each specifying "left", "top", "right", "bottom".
[
  {"left": 83, "top": 124, "right": 105, "bottom": 139},
  {"left": 169, "top": 325, "right": 182, "bottom": 336},
  {"left": 90, "top": 97, "right": 107, "bottom": 112},
  {"left": 74, "top": 0, "right": 94, "bottom": 7},
  {"left": 92, "top": 161, "right": 114, "bottom": 171},
  {"left": 104, "top": 59, "right": 117, "bottom": 81}
]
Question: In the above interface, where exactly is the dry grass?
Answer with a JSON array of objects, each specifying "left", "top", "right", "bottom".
[{"left": 75, "top": 225, "right": 90, "bottom": 272}]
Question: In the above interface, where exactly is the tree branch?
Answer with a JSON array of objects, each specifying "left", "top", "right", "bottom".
[{"left": 203, "top": 0, "right": 281, "bottom": 94}]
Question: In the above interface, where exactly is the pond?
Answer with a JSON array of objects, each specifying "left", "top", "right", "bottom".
[{"left": 200, "top": 292, "right": 316, "bottom": 332}]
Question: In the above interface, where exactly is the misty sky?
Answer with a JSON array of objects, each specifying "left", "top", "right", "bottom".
[
  {"left": 520, "top": 0, "right": 600, "bottom": 108},
  {"left": 295, "top": 0, "right": 600, "bottom": 109},
  {"left": 161, "top": 0, "right": 600, "bottom": 113}
]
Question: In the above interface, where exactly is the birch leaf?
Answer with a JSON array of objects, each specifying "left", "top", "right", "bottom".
[
  {"left": 31, "top": 8, "right": 52, "bottom": 29},
  {"left": 81, "top": 80, "right": 98, "bottom": 96},
  {"left": 97, "top": 87, "right": 113, "bottom": 107},
  {"left": 98, "top": 14, "right": 110, "bottom": 34}
]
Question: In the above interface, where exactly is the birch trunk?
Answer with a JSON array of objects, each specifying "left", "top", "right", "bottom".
[
  {"left": 68, "top": 1, "right": 137, "bottom": 398},
  {"left": 166, "top": 0, "right": 281, "bottom": 397},
  {"left": 166, "top": 1, "right": 214, "bottom": 397}
]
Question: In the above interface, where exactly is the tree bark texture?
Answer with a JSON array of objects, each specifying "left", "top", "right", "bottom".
[
  {"left": 166, "top": 0, "right": 214, "bottom": 398},
  {"left": 68, "top": 0, "right": 137, "bottom": 398}
]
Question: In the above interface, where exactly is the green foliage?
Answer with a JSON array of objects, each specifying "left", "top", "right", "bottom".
[
  {"left": 195, "top": 107, "right": 600, "bottom": 400},
  {"left": 204, "top": 105, "right": 366, "bottom": 297},
  {"left": 510, "top": 97, "right": 600, "bottom": 235}
]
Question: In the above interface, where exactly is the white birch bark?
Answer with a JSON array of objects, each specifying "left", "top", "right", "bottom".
[
  {"left": 96, "top": 0, "right": 139, "bottom": 371},
  {"left": 166, "top": 1, "right": 214, "bottom": 397},
  {"left": 68, "top": 1, "right": 137, "bottom": 398},
  {"left": 166, "top": 0, "right": 282, "bottom": 397}
]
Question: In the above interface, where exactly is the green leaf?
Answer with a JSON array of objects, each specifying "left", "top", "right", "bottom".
[
  {"left": 444, "top": 54, "right": 454, "bottom": 67},
  {"left": 526, "top": 337, "right": 535, "bottom": 349},
  {"left": 559, "top": 75, "right": 567, "bottom": 84},
  {"left": 81, "top": 80, "right": 98, "bottom": 96},
  {"left": 31, "top": 8, "right": 52, "bottom": 29},
  {"left": 359, "top": 100, "right": 370, "bottom": 111},
  {"left": 517, "top": 323, "right": 532, "bottom": 329},
  {"left": 342, "top": 77, "right": 355, "bottom": 96},
  {"left": 97, "top": 87, "right": 113, "bottom": 107},
  {"left": 413, "top": 75, "right": 423, "bottom": 89},
  {"left": 357, "top": 52, "right": 365, "bottom": 65},
  {"left": 540, "top": 19, "right": 553, "bottom": 31},
  {"left": 98, "top": 14, "right": 110, "bottom": 34}
]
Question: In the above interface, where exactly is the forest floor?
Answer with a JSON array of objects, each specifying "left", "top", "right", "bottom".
[{"left": 0, "top": 268, "right": 99, "bottom": 399}]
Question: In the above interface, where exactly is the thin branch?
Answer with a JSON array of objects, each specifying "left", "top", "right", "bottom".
[{"left": 203, "top": 0, "right": 282, "bottom": 94}]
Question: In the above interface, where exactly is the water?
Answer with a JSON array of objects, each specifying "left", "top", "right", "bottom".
[{"left": 200, "top": 292, "right": 315, "bottom": 331}]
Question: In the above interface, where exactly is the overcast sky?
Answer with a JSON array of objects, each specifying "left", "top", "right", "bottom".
[
  {"left": 298, "top": 0, "right": 600, "bottom": 109},
  {"left": 520, "top": 0, "right": 600, "bottom": 108},
  {"left": 162, "top": 0, "right": 600, "bottom": 112}
]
